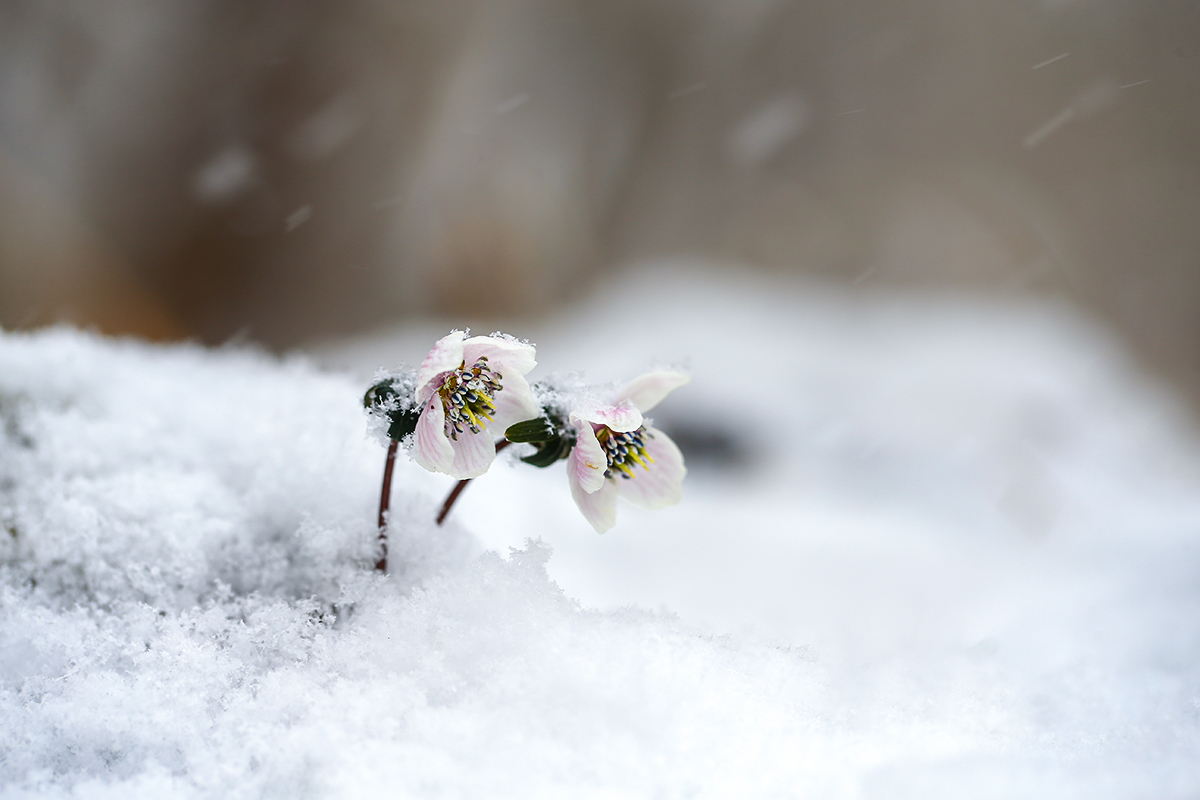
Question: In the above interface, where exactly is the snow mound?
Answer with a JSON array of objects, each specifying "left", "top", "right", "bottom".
[
  {"left": 4, "top": 266, "right": 1200, "bottom": 799},
  {"left": 0, "top": 328, "right": 823, "bottom": 798}
]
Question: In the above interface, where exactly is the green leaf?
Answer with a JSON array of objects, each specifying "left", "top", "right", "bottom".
[
  {"left": 387, "top": 409, "right": 420, "bottom": 441},
  {"left": 520, "top": 435, "right": 574, "bottom": 468},
  {"left": 505, "top": 417, "right": 557, "bottom": 443}
]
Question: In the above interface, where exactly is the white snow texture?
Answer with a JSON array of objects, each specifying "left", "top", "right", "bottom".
[{"left": 3, "top": 267, "right": 1200, "bottom": 798}]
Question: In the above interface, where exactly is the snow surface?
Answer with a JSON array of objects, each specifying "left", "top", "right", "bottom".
[{"left": 4, "top": 265, "right": 1200, "bottom": 798}]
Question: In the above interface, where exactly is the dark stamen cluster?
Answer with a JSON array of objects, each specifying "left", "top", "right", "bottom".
[
  {"left": 598, "top": 425, "right": 654, "bottom": 480},
  {"left": 439, "top": 357, "right": 503, "bottom": 440}
]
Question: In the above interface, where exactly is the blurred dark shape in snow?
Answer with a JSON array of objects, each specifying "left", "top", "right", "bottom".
[
  {"left": 653, "top": 415, "right": 753, "bottom": 475},
  {"left": 1, "top": 0, "right": 1199, "bottom": 411}
]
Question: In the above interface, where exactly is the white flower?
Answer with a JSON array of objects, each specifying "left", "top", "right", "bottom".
[
  {"left": 567, "top": 370, "right": 690, "bottom": 533},
  {"left": 412, "top": 331, "right": 538, "bottom": 479}
]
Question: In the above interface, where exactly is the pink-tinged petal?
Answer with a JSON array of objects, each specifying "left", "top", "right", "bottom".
[
  {"left": 412, "top": 395, "right": 455, "bottom": 475},
  {"left": 488, "top": 371, "right": 540, "bottom": 431},
  {"left": 616, "top": 370, "right": 690, "bottom": 413},
  {"left": 572, "top": 422, "right": 608, "bottom": 494},
  {"left": 588, "top": 400, "right": 642, "bottom": 433},
  {"left": 569, "top": 464, "right": 619, "bottom": 533},
  {"left": 462, "top": 334, "right": 536, "bottom": 376},
  {"left": 567, "top": 399, "right": 605, "bottom": 427},
  {"left": 568, "top": 398, "right": 643, "bottom": 432},
  {"left": 447, "top": 428, "right": 496, "bottom": 479},
  {"left": 416, "top": 331, "right": 466, "bottom": 401},
  {"left": 615, "top": 425, "right": 686, "bottom": 509}
]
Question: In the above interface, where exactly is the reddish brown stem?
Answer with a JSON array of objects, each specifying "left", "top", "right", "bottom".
[
  {"left": 375, "top": 439, "right": 399, "bottom": 572},
  {"left": 436, "top": 439, "right": 512, "bottom": 526}
]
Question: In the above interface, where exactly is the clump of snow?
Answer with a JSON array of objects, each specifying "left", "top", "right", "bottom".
[
  {"left": 485, "top": 330, "right": 534, "bottom": 348},
  {"left": 526, "top": 371, "right": 604, "bottom": 427},
  {"left": 5, "top": 264, "right": 1200, "bottom": 797},
  {"left": 363, "top": 365, "right": 419, "bottom": 447}
]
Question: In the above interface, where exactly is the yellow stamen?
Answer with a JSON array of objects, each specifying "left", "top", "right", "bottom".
[{"left": 626, "top": 450, "right": 651, "bottom": 471}]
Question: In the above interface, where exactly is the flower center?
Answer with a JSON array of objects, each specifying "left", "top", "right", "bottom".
[
  {"left": 596, "top": 425, "right": 654, "bottom": 480},
  {"left": 439, "top": 357, "right": 503, "bottom": 440}
]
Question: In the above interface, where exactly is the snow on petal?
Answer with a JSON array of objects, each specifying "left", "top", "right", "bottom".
[
  {"left": 462, "top": 335, "right": 536, "bottom": 377},
  {"left": 448, "top": 429, "right": 497, "bottom": 479},
  {"left": 572, "top": 422, "right": 608, "bottom": 494},
  {"left": 569, "top": 399, "right": 642, "bottom": 432},
  {"left": 568, "top": 399, "right": 605, "bottom": 427},
  {"left": 488, "top": 371, "right": 540, "bottom": 431},
  {"left": 615, "top": 425, "right": 686, "bottom": 510},
  {"left": 416, "top": 331, "right": 466, "bottom": 401},
  {"left": 616, "top": 370, "right": 690, "bottom": 413},
  {"left": 411, "top": 394, "right": 455, "bottom": 474},
  {"left": 569, "top": 466, "right": 619, "bottom": 533},
  {"left": 588, "top": 400, "right": 643, "bottom": 433}
]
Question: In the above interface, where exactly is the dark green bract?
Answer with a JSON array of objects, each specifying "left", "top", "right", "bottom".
[
  {"left": 503, "top": 417, "right": 557, "bottom": 443},
  {"left": 505, "top": 416, "right": 575, "bottom": 468},
  {"left": 364, "top": 380, "right": 420, "bottom": 442}
]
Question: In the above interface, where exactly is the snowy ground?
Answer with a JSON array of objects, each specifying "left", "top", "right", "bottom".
[{"left": 3, "top": 264, "right": 1200, "bottom": 798}]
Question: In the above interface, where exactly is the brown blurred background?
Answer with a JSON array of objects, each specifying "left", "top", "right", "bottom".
[{"left": 1, "top": 0, "right": 1198, "bottom": 402}]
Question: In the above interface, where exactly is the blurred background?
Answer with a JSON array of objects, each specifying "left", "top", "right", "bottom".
[
  {"left": 1, "top": 0, "right": 1198, "bottom": 404},
  {"left": 6, "top": 7, "right": 1200, "bottom": 770}
]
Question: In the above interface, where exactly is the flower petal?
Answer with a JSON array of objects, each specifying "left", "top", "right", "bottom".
[
  {"left": 571, "top": 422, "right": 608, "bottom": 494},
  {"left": 416, "top": 331, "right": 466, "bottom": 402},
  {"left": 569, "top": 464, "right": 619, "bottom": 533},
  {"left": 616, "top": 370, "right": 690, "bottom": 413},
  {"left": 448, "top": 428, "right": 497, "bottom": 479},
  {"left": 568, "top": 399, "right": 643, "bottom": 433},
  {"left": 591, "top": 401, "right": 643, "bottom": 433},
  {"left": 614, "top": 425, "right": 686, "bottom": 509},
  {"left": 489, "top": 371, "right": 540, "bottom": 431},
  {"left": 411, "top": 395, "right": 455, "bottom": 474},
  {"left": 462, "top": 334, "right": 536, "bottom": 377}
]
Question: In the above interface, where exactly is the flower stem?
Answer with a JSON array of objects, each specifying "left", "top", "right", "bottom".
[
  {"left": 436, "top": 439, "right": 512, "bottom": 526},
  {"left": 375, "top": 438, "right": 399, "bottom": 572}
]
